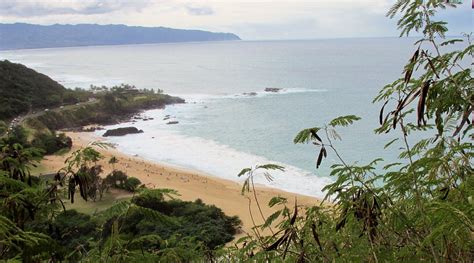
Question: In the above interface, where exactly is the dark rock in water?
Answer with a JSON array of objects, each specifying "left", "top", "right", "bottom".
[
  {"left": 103, "top": 127, "right": 143, "bottom": 137},
  {"left": 243, "top": 92, "right": 258, "bottom": 96},
  {"left": 148, "top": 117, "right": 154, "bottom": 120},
  {"left": 166, "top": 121, "right": 179, "bottom": 125},
  {"left": 163, "top": 116, "right": 170, "bottom": 120},
  {"left": 264, "top": 87, "right": 281, "bottom": 93}
]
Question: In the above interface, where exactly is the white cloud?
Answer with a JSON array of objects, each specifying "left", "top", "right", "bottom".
[
  {"left": 185, "top": 4, "right": 214, "bottom": 16},
  {"left": 0, "top": 0, "right": 153, "bottom": 16},
  {"left": 0, "top": 0, "right": 470, "bottom": 39}
]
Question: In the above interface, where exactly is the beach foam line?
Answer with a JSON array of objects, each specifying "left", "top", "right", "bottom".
[
  {"left": 174, "top": 88, "right": 328, "bottom": 102},
  {"left": 97, "top": 120, "right": 332, "bottom": 198}
]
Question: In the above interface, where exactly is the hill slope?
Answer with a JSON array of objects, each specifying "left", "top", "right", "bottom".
[
  {"left": 0, "top": 60, "right": 70, "bottom": 120},
  {"left": 0, "top": 23, "right": 241, "bottom": 50}
]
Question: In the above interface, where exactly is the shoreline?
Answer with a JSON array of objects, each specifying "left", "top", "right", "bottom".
[{"left": 40, "top": 131, "right": 322, "bottom": 236}]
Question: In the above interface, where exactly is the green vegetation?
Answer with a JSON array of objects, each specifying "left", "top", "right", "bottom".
[
  {"left": 104, "top": 170, "right": 143, "bottom": 192},
  {"left": 31, "top": 131, "right": 72, "bottom": 155},
  {"left": 0, "top": 60, "right": 91, "bottom": 121},
  {"left": 0, "top": 60, "right": 184, "bottom": 129},
  {"left": 0, "top": 1, "right": 471, "bottom": 262},
  {"left": 25, "top": 84, "right": 184, "bottom": 131},
  {"left": 0, "top": 138, "right": 241, "bottom": 261},
  {"left": 65, "top": 189, "right": 131, "bottom": 214},
  {"left": 0, "top": 68, "right": 184, "bottom": 162},
  {"left": 1, "top": 124, "right": 73, "bottom": 160},
  {"left": 226, "top": 1, "right": 473, "bottom": 261},
  {"left": 0, "top": 121, "right": 7, "bottom": 135},
  {"left": 114, "top": 190, "right": 240, "bottom": 250}
]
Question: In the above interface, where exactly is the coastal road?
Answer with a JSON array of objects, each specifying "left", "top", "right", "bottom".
[{"left": 10, "top": 99, "right": 98, "bottom": 128}]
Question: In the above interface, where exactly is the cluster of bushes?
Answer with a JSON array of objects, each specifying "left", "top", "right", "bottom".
[
  {"left": 27, "top": 210, "right": 99, "bottom": 260},
  {"left": 0, "top": 121, "right": 7, "bottom": 136},
  {"left": 108, "top": 191, "right": 241, "bottom": 252},
  {"left": 20, "top": 190, "right": 241, "bottom": 261},
  {"left": 26, "top": 103, "right": 106, "bottom": 130},
  {"left": 24, "top": 84, "right": 184, "bottom": 131},
  {"left": 1, "top": 125, "right": 72, "bottom": 156},
  {"left": 31, "top": 132, "right": 72, "bottom": 155},
  {"left": 104, "top": 170, "right": 142, "bottom": 193},
  {"left": 97, "top": 84, "right": 184, "bottom": 115},
  {"left": 67, "top": 167, "right": 142, "bottom": 203}
]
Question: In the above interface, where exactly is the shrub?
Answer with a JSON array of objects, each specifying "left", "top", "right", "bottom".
[
  {"left": 31, "top": 132, "right": 72, "bottom": 155},
  {"left": 104, "top": 170, "right": 128, "bottom": 189},
  {"left": 124, "top": 177, "right": 142, "bottom": 192}
]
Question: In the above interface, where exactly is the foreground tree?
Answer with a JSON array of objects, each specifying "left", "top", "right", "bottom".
[{"left": 228, "top": 1, "right": 472, "bottom": 261}]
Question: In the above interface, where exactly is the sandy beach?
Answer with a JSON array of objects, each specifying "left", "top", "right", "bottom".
[{"left": 39, "top": 131, "right": 322, "bottom": 236}]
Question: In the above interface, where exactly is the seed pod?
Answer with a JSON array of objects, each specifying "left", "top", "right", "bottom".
[
  {"left": 404, "top": 49, "right": 420, "bottom": 84},
  {"left": 379, "top": 100, "right": 389, "bottom": 125},
  {"left": 311, "top": 130, "right": 322, "bottom": 142},
  {"left": 290, "top": 200, "right": 298, "bottom": 225},
  {"left": 311, "top": 223, "right": 323, "bottom": 252},
  {"left": 417, "top": 80, "right": 431, "bottom": 126},
  {"left": 335, "top": 217, "right": 346, "bottom": 231},
  {"left": 316, "top": 147, "right": 326, "bottom": 168}
]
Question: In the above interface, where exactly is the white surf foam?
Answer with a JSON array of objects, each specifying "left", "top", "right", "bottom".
[
  {"left": 173, "top": 88, "right": 328, "bottom": 103},
  {"left": 97, "top": 110, "right": 332, "bottom": 198}
]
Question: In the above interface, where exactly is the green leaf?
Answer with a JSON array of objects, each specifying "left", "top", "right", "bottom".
[
  {"left": 329, "top": 115, "right": 361, "bottom": 127},
  {"left": 383, "top": 162, "right": 402, "bottom": 170},
  {"left": 268, "top": 196, "right": 287, "bottom": 207},
  {"left": 262, "top": 210, "right": 282, "bottom": 228},
  {"left": 384, "top": 138, "right": 399, "bottom": 149},
  {"left": 237, "top": 168, "right": 252, "bottom": 177},
  {"left": 293, "top": 127, "right": 321, "bottom": 144},
  {"left": 256, "top": 164, "right": 285, "bottom": 171},
  {"left": 440, "top": 39, "right": 463, "bottom": 46}
]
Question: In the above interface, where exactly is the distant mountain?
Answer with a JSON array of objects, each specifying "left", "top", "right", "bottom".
[{"left": 0, "top": 23, "right": 241, "bottom": 50}]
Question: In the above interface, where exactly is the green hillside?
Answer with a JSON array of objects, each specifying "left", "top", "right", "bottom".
[{"left": 0, "top": 60, "right": 84, "bottom": 120}]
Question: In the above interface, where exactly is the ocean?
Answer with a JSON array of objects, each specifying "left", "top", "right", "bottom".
[{"left": 0, "top": 38, "right": 425, "bottom": 197}]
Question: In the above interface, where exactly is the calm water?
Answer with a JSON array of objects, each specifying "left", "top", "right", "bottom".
[{"left": 1, "top": 38, "right": 423, "bottom": 197}]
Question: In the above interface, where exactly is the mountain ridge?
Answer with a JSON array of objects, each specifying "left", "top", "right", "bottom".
[{"left": 0, "top": 23, "right": 241, "bottom": 50}]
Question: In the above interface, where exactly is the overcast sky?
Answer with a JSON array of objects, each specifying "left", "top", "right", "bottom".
[{"left": 0, "top": 0, "right": 471, "bottom": 40}]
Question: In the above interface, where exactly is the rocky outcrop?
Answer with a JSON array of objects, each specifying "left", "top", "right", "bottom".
[
  {"left": 264, "top": 87, "right": 281, "bottom": 93},
  {"left": 103, "top": 127, "right": 143, "bottom": 137}
]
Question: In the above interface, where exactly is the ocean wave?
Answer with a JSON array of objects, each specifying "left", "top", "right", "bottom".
[
  {"left": 175, "top": 87, "right": 328, "bottom": 103},
  {"left": 97, "top": 119, "right": 332, "bottom": 198},
  {"left": 56, "top": 74, "right": 125, "bottom": 88}
]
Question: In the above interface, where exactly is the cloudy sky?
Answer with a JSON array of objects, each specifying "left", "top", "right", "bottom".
[{"left": 0, "top": 0, "right": 471, "bottom": 40}]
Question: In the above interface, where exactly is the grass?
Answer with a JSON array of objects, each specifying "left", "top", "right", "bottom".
[
  {"left": 30, "top": 163, "right": 50, "bottom": 175},
  {"left": 64, "top": 189, "right": 132, "bottom": 214},
  {"left": 31, "top": 149, "right": 72, "bottom": 176},
  {"left": 54, "top": 147, "right": 71, "bottom": 156}
]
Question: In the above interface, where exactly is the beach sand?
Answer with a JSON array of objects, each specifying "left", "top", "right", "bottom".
[{"left": 40, "top": 132, "right": 322, "bottom": 237}]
